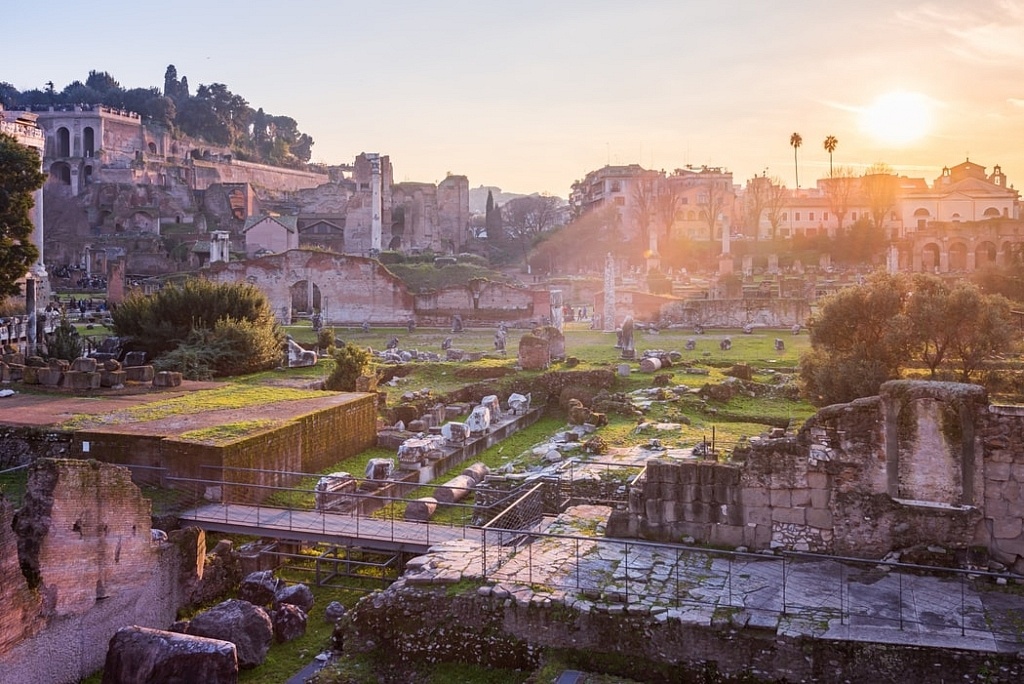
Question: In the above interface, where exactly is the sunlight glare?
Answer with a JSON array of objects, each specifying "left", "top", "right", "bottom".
[{"left": 860, "top": 91, "right": 934, "bottom": 146}]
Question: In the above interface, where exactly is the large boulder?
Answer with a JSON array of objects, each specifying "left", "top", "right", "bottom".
[
  {"left": 273, "top": 583, "right": 314, "bottom": 613},
  {"left": 101, "top": 625, "right": 238, "bottom": 684},
  {"left": 187, "top": 599, "right": 273, "bottom": 669},
  {"left": 238, "top": 570, "right": 279, "bottom": 607},
  {"left": 272, "top": 604, "right": 308, "bottom": 643}
]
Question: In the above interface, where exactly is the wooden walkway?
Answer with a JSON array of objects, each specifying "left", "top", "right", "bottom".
[{"left": 180, "top": 503, "right": 481, "bottom": 554}]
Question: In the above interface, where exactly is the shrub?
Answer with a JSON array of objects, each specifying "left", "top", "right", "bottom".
[
  {"left": 111, "top": 278, "right": 283, "bottom": 375},
  {"left": 47, "top": 310, "right": 82, "bottom": 362},
  {"left": 324, "top": 343, "right": 372, "bottom": 391}
]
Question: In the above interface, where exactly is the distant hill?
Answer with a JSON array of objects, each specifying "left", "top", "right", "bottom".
[{"left": 469, "top": 186, "right": 565, "bottom": 214}]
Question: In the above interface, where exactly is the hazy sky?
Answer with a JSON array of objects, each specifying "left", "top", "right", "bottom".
[{"left": 5, "top": 1, "right": 1024, "bottom": 197}]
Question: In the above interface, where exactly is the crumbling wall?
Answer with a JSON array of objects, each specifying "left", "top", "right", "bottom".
[
  {"left": 976, "top": 404, "right": 1024, "bottom": 572},
  {"left": 347, "top": 582, "right": 1024, "bottom": 683},
  {"left": 0, "top": 459, "right": 203, "bottom": 684},
  {"left": 609, "top": 381, "right": 991, "bottom": 559}
]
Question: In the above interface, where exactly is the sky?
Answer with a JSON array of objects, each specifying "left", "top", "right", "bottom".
[{"left": 5, "top": 0, "right": 1024, "bottom": 197}]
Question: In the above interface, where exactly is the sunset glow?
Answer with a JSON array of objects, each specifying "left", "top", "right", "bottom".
[{"left": 860, "top": 92, "right": 934, "bottom": 147}]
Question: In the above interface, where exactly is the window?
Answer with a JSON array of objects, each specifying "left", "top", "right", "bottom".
[
  {"left": 795, "top": 212, "right": 801, "bottom": 221},
  {"left": 809, "top": 212, "right": 815, "bottom": 221},
  {"left": 781, "top": 212, "right": 788, "bottom": 221},
  {"left": 851, "top": 212, "right": 857, "bottom": 220},
  {"left": 824, "top": 212, "right": 829, "bottom": 221},
  {"left": 614, "top": 197, "right": 625, "bottom": 206}
]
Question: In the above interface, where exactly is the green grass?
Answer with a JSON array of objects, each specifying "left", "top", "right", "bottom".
[
  {"left": 179, "top": 419, "right": 280, "bottom": 445},
  {"left": 61, "top": 385, "right": 331, "bottom": 429}
]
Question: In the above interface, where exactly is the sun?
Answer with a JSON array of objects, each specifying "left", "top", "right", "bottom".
[{"left": 860, "top": 91, "right": 934, "bottom": 146}]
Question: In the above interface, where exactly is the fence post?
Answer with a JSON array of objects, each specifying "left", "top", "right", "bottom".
[
  {"left": 899, "top": 571, "right": 904, "bottom": 630},
  {"left": 840, "top": 562, "right": 845, "bottom": 625},
  {"left": 624, "top": 542, "right": 629, "bottom": 605},
  {"left": 482, "top": 528, "right": 487, "bottom": 576},
  {"left": 728, "top": 554, "right": 733, "bottom": 607},
  {"left": 960, "top": 571, "right": 965, "bottom": 637},
  {"left": 781, "top": 555, "right": 788, "bottom": 615}
]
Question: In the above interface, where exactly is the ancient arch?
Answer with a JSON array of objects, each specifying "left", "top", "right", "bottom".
[
  {"left": 56, "top": 127, "right": 70, "bottom": 157},
  {"left": 976, "top": 241, "right": 997, "bottom": 268},
  {"left": 983, "top": 207, "right": 1001, "bottom": 219},
  {"left": 913, "top": 207, "right": 930, "bottom": 230},
  {"left": 921, "top": 242, "right": 940, "bottom": 272},
  {"left": 83, "top": 127, "right": 95, "bottom": 157},
  {"left": 147, "top": 141, "right": 157, "bottom": 154},
  {"left": 84, "top": 165, "right": 94, "bottom": 185},
  {"left": 50, "top": 161, "right": 71, "bottom": 185},
  {"left": 290, "top": 280, "right": 322, "bottom": 314},
  {"left": 948, "top": 242, "right": 968, "bottom": 271}
]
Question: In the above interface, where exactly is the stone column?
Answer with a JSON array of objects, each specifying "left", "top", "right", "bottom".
[{"left": 603, "top": 253, "right": 616, "bottom": 332}]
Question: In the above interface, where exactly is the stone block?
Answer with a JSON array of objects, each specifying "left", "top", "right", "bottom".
[
  {"left": 745, "top": 506, "right": 772, "bottom": 526},
  {"left": 678, "top": 462, "right": 698, "bottom": 484},
  {"left": 37, "top": 368, "right": 64, "bottom": 386},
  {"left": 0, "top": 361, "right": 8, "bottom": 382},
  {"left": 355, "top": 374, "right": 378, "bottom": 392},
  {"left": 715, "top": 466, "right": 741, "bottom": 486},
  {"left": 770, "top": 489, "right": 791, "bottom": 508},
  {"left": 713, "top": 524, "right": 747, "bottom": 548},
  {"left": 806, "top": 471, "right": 829, "bottom": 489},
  {"left": 1007, "top": 499, "right": 1024, "bottom": 519},
  {"left": 606, "top": 509, "right": 635, "bottom": 538},
  {"left": 985, "top": 497, "right": 1009, "bottom": 519},
  {"left": 697, "top": 462, "right": 717, "bottom": 484},
  {"left": 805, "top": 507, "right": 833, "bottom": 530},
  {"left": 645, "top": 499, "right": 661, "bottom": 521},
  {"left": 810, "top": 488, "right": 830, "bottom": 508},
  {"left": 680, "top": 483, "right": 698, "bottom": 503},
  {"left": 791, "top": 488, "right": 811, "bottom": 507},
  {"left": 988, "top": 462, "right": 1011, "bottom": 482},
  {"left": 771, "top": 506, "right": 806, "bottom": 525},
  {"left": 102, "top": 626, "right": 238, "bottom": 684},
  {"left": 64, "top": 371, "right": 101, "bottom": 390},
  {"left": 662, "top": 500, "right": 678, "bottom": 523},
  {"left": 125, "top": 365, "right": 155, "bottom": 382},
  {"left": 991, "top": 517, "right": 1022, "bottom": 540},
  {"left": 21, "top": 365, "right": 39, "bottom": 384},
  {"left": 660, "top": 482, "right": 678, "bottom": 501},
  {"left": 101, "top": 370, "right": 128, "bottom": 387},
  {"left": 7, "top": 363, "right": 23, "bottom": 382},
  {"left": 754, "top": 523, "right": 772, "bottom": 548},
  {"left": 153, "top": 371, "right": 183, "bottom": 388},
  {"left": 742, "top": 487, "right": 770, "bottom": 508},
  {"left": 71, "top": 356, "right": 97, "bottom": 372}
]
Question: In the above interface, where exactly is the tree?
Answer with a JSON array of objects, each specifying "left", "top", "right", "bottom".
[
  {"left": 801, "top": 274, "right": 1015, "bottom": 405},
  {"left": 764, "top": 176, "right": 788, "bottom": 241},
  {"left": 529, "top": 205, "right": 620, "bottom": 275},
  {"left": 697, "top": 176, "right": 727, "bottom": 240},
  {"left": 111, "top": 278, "right": 283, "bottom": 376},
  {"left": 484, "top": 190, "right": 504, "bottom": 242},
  {"left": 0, "top": 82, "right": 21, "bottom": 108},
  {"left": 862, "top": 163, "right": 898, "bottom": 235},
  {"left": 503, "top": 195, "right": 562, "bottom": 269},
  {"left": 744, "top": 175, "right": 770, "bottom": 239},
  {"left": 823, "top": 135, "right": 838, "bottom": 177},
  {"left": 821, "top": 166, "right": 856, "bottom": 235},
  {"left": 799, "top": 272, "right": 913, "bottom": 405},
  {"left": 0, "top": 133, "right": 45, "bottom": 297},
  {"left": 790, "top": 132, "right": 803, "bottom": 188}
]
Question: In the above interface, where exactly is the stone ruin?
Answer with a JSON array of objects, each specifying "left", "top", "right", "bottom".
[
  {"left": 609, "top": 380, "right": 1024, "bottom": 570},
  {"left": 0, "top": 351, "right": 161, "bottom": 389},
  {"left": 0, "top": 459, "right": 209, "bottom": 683},
  {"left": 285, "top": 336, "right": 317, "bottom": 368}
]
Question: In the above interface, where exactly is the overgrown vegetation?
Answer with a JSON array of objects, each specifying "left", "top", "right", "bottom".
[
  {"left": 112, "top": 278, "right": 284, "bottom": 378},
  {"left": 324, "top": 343, "right": 372, "bottom": 391}
]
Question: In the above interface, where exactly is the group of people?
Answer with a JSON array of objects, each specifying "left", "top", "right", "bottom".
[{"left": 561, "top": 304, "right": 589, "bottom": 322}]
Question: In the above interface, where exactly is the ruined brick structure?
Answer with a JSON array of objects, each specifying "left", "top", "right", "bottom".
[
  {"left": 610, "top": 380, "right": 1024, "bottom": 571},
  {"left": 206, "top": 249, "right": 544, "bottom": 326},
  {"left": 0, "top": 459, "right": 204, "bottom": 684}
]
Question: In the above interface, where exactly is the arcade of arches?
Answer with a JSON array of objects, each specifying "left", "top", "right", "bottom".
[{"left": 893, "top": 221, "right": 1024, "bottom": 273}]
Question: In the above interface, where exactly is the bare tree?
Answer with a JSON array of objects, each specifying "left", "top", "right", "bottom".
[
  {"left": 862, "top": 163, "right": 898, "bottom": 234},
  {"left": 764, "top": 176, "right": 788, "bottom": 241},
  {"left": 821, "top": 166, "right": 857, "bottom": 236},
  {"left": 698, "top": 176, "right": 728, "bottom": 240},
  {"left": 503, "top": 195, "right": 563, "bottom": 268},
  {"left": 744, "top": 175, "right": 770, "bottom": 240}
]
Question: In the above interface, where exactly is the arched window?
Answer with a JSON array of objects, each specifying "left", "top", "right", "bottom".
[
  {"left": 83, "top": 127, "right": 95, "bottom": 157},
  {"left": 57, "top": 127, "right": 71, "bottom": 157}
]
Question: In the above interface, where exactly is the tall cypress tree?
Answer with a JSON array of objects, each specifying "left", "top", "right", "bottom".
[{"left": 0, "top": 133, "right": 45, "bottom": 297}]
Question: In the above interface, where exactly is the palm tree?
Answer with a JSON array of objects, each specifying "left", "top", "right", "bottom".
[
  {"left": 824, "top": 135, "right": 838, "bottom": 177},
  {"left": 790, "top": 132, "right": 803, "bottom": 188}
]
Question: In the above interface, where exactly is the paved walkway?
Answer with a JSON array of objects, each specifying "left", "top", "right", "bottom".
[
  {"left": 181, "top": 503, "right": 481, "bottom": 554},
  {"left": 403, "top": 505, "right": 1024, "bottom": 654}
]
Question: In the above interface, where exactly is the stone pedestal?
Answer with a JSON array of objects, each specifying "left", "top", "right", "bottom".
[
  {"left": 101, "top": 370, "right": 128, "bottom": 388},
  {"left": 153, "top": 371, "right": 183, "bottom": 388},
  {"left": 65, "top": 371, "right": 102, "bottom": 390}
]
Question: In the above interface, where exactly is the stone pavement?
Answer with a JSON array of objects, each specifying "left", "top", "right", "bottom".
[{"left": 403, "top": 505, "right": 1024, "bottom": 655}]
